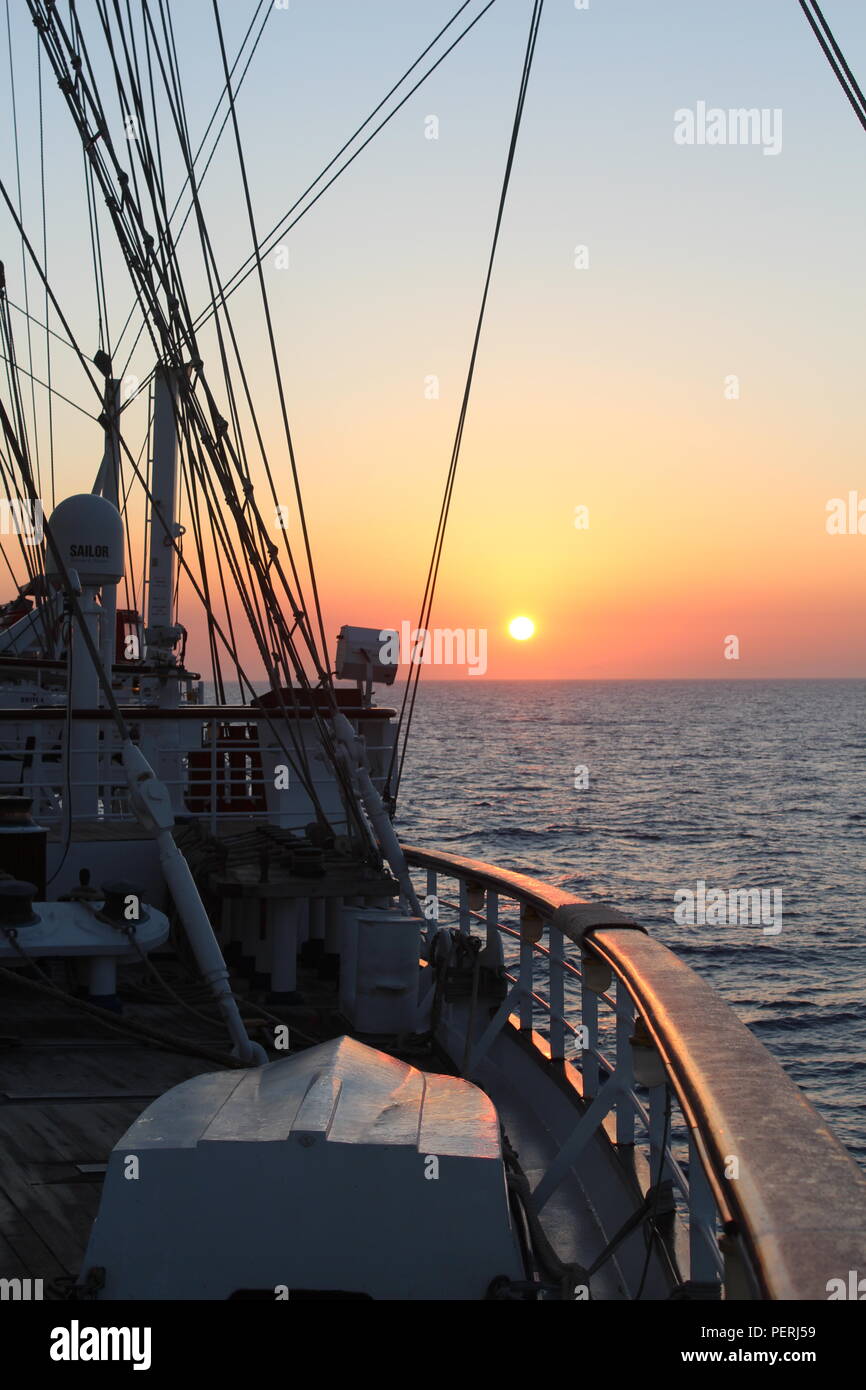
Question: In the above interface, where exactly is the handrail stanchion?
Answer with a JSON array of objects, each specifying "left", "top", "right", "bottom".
[
  {"left": 688, "top": 1134, "right": 721, "bottom": 1288},
  {"left": 549, "top": 923, "right": 565, "bottom": 1062},
  {"left": 615, "top": 979, "right": 636, "bottom": 1147},
  {"left": 581, "top": 954, "right": 601, "bottom": 1099},
  {"left": 425, "top": 868, "right": 438, "bottom": 946},
  {"left": 459, "top": 878, "right": 470, "bottom": 936},
  {"left": 519, "top": 904, "right": 535, "bottom": 1032},
  {"left": 485, "top": 889, "right": 498, "bottom": 955},
  {"left": 648, "top": 1082, "right": 671, "bottom": 1194}
]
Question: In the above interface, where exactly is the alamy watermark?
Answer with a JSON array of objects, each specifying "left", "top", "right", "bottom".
[
  {"left": 379, "top": 623, "right": 487, "bottom": 677},
  {"left": 826, "top": 1269, "right": 866, "bottom": 1299},
  {"left": 826, "top": 492, "right": 866, "bottom": 535},
  {"left": 1, "top": 1277, "right": 43, "bottom": 1300},
  {"left": 0, "top": 497, "right": 42, "bottom": 545},
  {"left": 674, "top": 102, "right": 782, "bottom": 157},
  {"left": 49, "top": 1321, "right": 151, "bottom": 1371},
  {"left": 674, "top": 880, "right": 782, "bottom": 935}
]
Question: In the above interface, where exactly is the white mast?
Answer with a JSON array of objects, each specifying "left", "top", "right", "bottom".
[
  {"left": 93, "top": 376, "right": 121, "bottom": 688},
  {"left": 145, "top": 366, "right": 183, "bottom": 704}
]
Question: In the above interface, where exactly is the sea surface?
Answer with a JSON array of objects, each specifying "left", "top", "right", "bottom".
[{"left": 394, "top": 679, "right": 866, "bottom": 1167}]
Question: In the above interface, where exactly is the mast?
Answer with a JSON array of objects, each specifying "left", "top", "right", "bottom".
[
  {"left": 92, "top": 369, "right": 121, "bottom": 687},
  {"left": 145, "top": 366, "right": 183, "bottom": 705}
]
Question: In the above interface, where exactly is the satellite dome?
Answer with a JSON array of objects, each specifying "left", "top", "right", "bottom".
[{"left": 45, "top": 495, "right": 125, "bottom": 587}]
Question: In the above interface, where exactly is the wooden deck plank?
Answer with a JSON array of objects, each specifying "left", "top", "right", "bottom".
[
  {"left": 0, "top": 968, "right": 226, "bottom": 1285},
  {"left": 0, "top": 1186, "right": 67, "bottom": 1282}
]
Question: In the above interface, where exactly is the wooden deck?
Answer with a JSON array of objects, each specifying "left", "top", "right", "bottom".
[
  {"left": 0, "top": 947, "right": 619, "bottom": 1299},
  {"left": 0, "top": 952, "right": 458, "bottom": 1297},
  {"left": 0, "top": 978, "right": 216, "bottom": 1290}
]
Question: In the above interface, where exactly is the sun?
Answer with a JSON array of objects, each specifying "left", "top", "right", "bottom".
[{"left": 508, "top": 616, "right": 535, "bottom": 641}]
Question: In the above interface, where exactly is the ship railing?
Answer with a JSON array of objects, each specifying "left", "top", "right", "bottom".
[{"left": 401, "top": 844, "right": 866, "bottom": 1302}]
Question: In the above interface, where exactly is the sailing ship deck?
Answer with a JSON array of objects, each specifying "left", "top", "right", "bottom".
[{"left": 0, "top": 955, "right": 625, "bottom": 1299}]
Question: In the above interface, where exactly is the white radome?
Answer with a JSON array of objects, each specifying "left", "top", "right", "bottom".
[{"left": 45, "top": 494, "right": 126, "bottom": 587}]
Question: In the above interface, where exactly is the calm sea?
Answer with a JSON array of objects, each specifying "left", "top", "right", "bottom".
[{"left": 395, "top": 680, "right": 866, "bottom": 1166}]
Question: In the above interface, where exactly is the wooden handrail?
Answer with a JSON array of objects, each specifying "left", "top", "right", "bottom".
[{"left": 401, "top": 843, "right": 866, "bottom": 1300}]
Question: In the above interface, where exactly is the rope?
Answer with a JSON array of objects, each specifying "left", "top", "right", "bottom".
[
  {"left": 0, "top": 948, "right": 242, "bottom": 1068},
  {"left": 387, "top": 0, "right": 546, "bottom": 803},
  {"left": 798, "top": 0, "right": 866, "bottom": 131},
  {"left": 190, "top": 0, "right": 503, "bottom": 334},
  {"left": 213, "top": 0, "right": 331, "bottom": 673}
]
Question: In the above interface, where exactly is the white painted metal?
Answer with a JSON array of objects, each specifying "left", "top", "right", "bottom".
[
  {"left": 333, "top": 711, "right": 422, "bottom": 915},
  {"left": 353, "top": 909, "right": 422, "bottom": 1034},
  {"left": 338, "top": 900, "right": 361, "bottom": 1021},
  {"left": 81, "top": 1036, "right": 525, "bottom": 1299},
  {"left": 0, "top": 900, "right": 168, "bottom": 961},
  {"left": 120, "top": 740, "right": 266, "bottom": 1065},
  {"left": 68, "top": 587, "right": 101, "bottom": 820},
  {"left": 145, "top": 367, "right": 183, "bottom": 679},
  {"left": 268, "top": 899, "right": 299, "bottom": 996},
  {"left": 93, "top": 379, "right": 121, "bottom": 683}
]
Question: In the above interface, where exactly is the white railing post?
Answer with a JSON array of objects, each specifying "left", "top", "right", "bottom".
[
  {"left": 648, "top": 1082, "right": 671, "bottom": 1190},
  {"left": 485, "top": 889, "right": 498, "bottom": 953},
  {"left": 425, "top": 868, "right": 438, "bottom": 946},
  {"left": 519, "top": 906, "right": 534, "bottom": 1032},
  {"left": 688, "top": 1136, "right": 720, "bottom": 1286},
  {"left": 549, "top": 923, "right": 565, "bottom": 1062},
  {"left": 615, "top": 978, "right": 636, "bottom": 1146},
  {"left": 458, "top": 878, "right": 470, "bottom": 936}
]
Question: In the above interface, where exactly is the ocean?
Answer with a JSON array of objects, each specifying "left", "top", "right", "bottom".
[{"left": 394, "top": 679, "right": 866, "bottom": 1167}]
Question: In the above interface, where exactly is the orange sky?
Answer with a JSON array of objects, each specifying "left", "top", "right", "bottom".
[{"left": 2, "top": 0, "right": 864, "bottom": 681}]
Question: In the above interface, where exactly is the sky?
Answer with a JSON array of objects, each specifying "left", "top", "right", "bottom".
[{"left": 1, "top": 0, "right": 864, "bottom": 680}]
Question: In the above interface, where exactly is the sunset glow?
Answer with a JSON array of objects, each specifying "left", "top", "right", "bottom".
[{"left": 0, "top": 1, "right": 863, "bottom": 682}]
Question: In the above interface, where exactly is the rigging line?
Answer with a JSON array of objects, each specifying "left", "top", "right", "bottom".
[
  {"left": 0, "top": 436, "right": 38, "bottom": 586},
  {"left": 0, "top": 394, "right": 131, "bottom": 737},
  {"left": 69, "top": 5, "right": 112, "bottom": 355},
  {"left": 135, "top": 0, "right": 324, "bottom": 657},
  {"left": 177, "top": 410, "right": 260, "bottom": 704},
  {"left": 117, "top": 404, "right": 151, "bottom": 614},
  {"left": 137, "top": 376, "right": 152, "bottom": 636},
  {"left": 5, "top": 0, "right": 43, "bottom": 503},
  {"left": 117, "top": 430, "right": 131, "bottom": 610},
  {"left": 100, "top": 0, "right": 158, "bottom": 297},
  {"left": 31, "top": 6, "right": 373, "bottom": 842},
  {"left": 0, "top": 297, "right": 44, "bottom": 595},
  {"left": 81, "top": 120, "right": 108, "bottom": 351},
  {"left": 37, "top": 38, "right": 56, "bottom": 512},
  {"left": 191, "top": 0, "right": 501, "bottom": 335},
  {"left": 113, "top": 0, "right": 271, "bottom": 377},
  {"left": 177, "top": 415, "right": 323, "bottom": 800},
  {"left": 798, "top": 0, "right": 866, "bottom": 131},
  {"left": 63, "top": 1, "right": 181, "bottom": 325},
  {"left": 0, "top": 163, "right": 321, "bottom": 811},
  {"left": 4, "top": 301, "right": 91, "bottom": 361},
  {"left": 57, "top": 1, "right": 328, "bottom": 710},
  {"left": 113, "top": 0, "right": 492, "bottom": 814},
  {"left": 153, "top": 401, "right": 329, "bottom": 808},
  {"left": 178, "top": 441, "right": 229, "bottom": 703},
  {"left": 0, "top": 354, "right": 101, "bottom": 422},
  {"left": 212, "top": 0, "right": 331, "bottom": 682},
  {"left": 0, "top": 294, "right": 34, "bottom": 501},
  {"left": 0, "top": 523, "right": 21, "bottom": 588},
  {"left": 96, "top": 0, "right": 178, "bottom": 309},
  {"left": 389, "top": 0, "right": 545, "bottom": 802},
  {"left": 88, "top": 0, "right": 321, "bottom": 674},
  {"left": 801, "top": 0, "right": 866, "bottom": 112}
]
